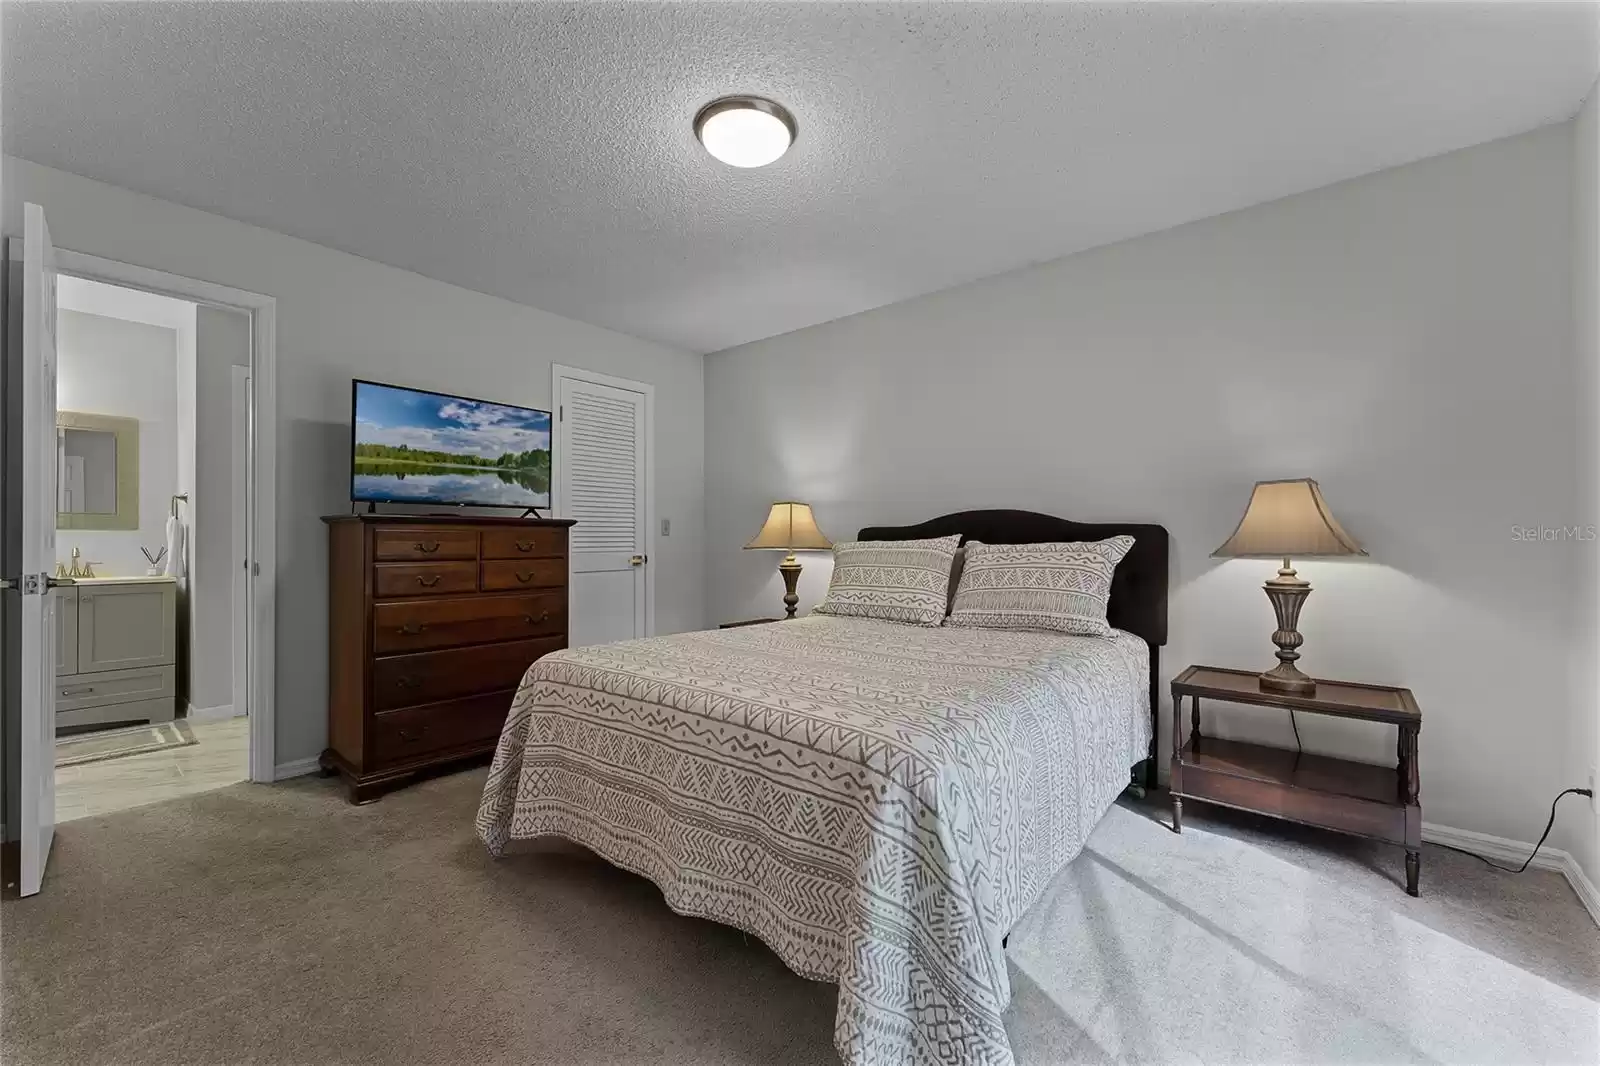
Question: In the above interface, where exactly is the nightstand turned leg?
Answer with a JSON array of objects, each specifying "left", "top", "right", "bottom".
[
  {"left": 1399, "top": 722, "right": 1421, "bottom": 896},
  {"left": 1169, "top": 690, "right": 1186, "bottom": 833}
]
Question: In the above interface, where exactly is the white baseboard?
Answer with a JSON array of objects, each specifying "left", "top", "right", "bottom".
[
  {"left": 185, "top": 703, "right": 244, "bottom": 724},
  {"left": 1421, "top": 822, "right": 1565, "bottom": 870},
  {"left": 1560, "top": 851, "right": 1600, "bottom": 928},
  {"left": 272, "top": 755, "right": 321, "bottom": 781},
  {"left": 1423, "top": 821, "right": 1598, "bottom": 928}
]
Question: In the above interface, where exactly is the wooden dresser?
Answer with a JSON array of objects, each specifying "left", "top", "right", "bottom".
[{"left": 320, "top": 514, "right": 575, "bottom": 803}]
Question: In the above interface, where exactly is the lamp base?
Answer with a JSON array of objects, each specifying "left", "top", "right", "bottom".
[
  {"left": 1260, "top": 558, "right": 1316, "bottom": 697},
  {"left": 1259, "top": 662, "right": 1316, "bottom": 696},
  {"left": 778, "top": 554, "right": 802, "bottom": 619}
]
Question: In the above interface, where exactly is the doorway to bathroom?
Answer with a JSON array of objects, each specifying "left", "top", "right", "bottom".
[{"left": 48, "top": 276, "right": 253, "bottom": 821}]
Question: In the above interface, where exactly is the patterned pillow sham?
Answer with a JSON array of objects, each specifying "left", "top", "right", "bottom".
[
  {"left": 946, "top": 536, "right": 1136, "bottom": 637},
  {"left": 814, "top": 535, "right": 963, "bottom": 627}
]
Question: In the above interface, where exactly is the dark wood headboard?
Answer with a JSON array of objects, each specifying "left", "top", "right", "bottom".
[
  {"left": 858, "top": 509, "right": 1169, "bottom": 792},
  {"left": 857, "top": 509, "right": 1170, "bottom": 648}
]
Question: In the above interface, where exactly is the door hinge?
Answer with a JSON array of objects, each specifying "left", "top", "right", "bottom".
[
  {"left": 252, "top": 562, "right": 260, "bottom": 576},
  {"left": 559, "top": 405, "right": 563, "bottom": 421}
]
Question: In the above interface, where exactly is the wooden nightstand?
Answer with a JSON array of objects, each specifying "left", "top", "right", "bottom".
[
  {"left": 1170, "top": 665, "right": 1423, "bottom": 896},
  {"left": 719, "top": 618, "right": 782, "bottom": 629}
]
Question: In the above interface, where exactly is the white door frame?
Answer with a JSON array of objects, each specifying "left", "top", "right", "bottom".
[
  {"left": 550, "top": 364, "right": 655, "bottom": 638},
  {"left": 53, "top": 249, "right": 278, "bottom": 784}
]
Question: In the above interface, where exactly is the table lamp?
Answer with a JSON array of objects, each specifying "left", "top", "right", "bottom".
[
  {"left": 745, "top": 502, "right": 832, "bottom": 618},
  {"left": 1212, "top": 478, "right": 1366, "bottom": 696}
]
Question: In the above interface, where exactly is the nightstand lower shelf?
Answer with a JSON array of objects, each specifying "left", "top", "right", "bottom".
[{"left": 1175, "top": 738, "right": 1415, "bottom": 845}]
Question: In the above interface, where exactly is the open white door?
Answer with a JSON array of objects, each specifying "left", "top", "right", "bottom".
[
  {"left": 554, "top": 368, "right": 651, "bottom": 648},
  {"left": 18, "top": 203, "right": 62, "bottom": 897},
  {"left": 231, "top": 365, "right": 250, "bottom": 721}
]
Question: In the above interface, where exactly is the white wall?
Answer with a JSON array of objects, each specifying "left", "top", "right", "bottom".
[
  {"left": 1571, "top": 81, "right": 1600, "bottom": 888},
  {"left": 4, "top": 156, "right": 706, "bottom": 770},
  {"left": 55, "top": 309, "right": 180, "bottom": 577},
  {"left": 705, "top": 125, "right": 1579, "bottom": 846}
]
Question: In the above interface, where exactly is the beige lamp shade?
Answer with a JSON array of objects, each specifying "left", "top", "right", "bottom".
[
  {"left": 1212, "top": 479, "right": 1366, "bottom": 559},
  {"left": 745, "top": 502, "right": 832, "bottom": 552}
]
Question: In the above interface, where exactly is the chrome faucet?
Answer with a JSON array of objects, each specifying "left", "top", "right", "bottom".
[{"left": 62, "top": 548, "right": 98, "bottom": 579}]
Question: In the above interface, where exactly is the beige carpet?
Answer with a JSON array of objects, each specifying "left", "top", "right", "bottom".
[{"left": 3, "top": 768, "right": 1595, "bottom": 1066}]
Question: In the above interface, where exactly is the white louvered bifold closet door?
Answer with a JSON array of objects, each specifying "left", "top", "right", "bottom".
[{"left": 558, "top": 375, "right": 648, "bottom": 648}]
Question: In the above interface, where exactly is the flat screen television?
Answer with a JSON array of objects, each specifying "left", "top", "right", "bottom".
[{"left": 351, "top": 379, "right": 552, "bottom": 510}]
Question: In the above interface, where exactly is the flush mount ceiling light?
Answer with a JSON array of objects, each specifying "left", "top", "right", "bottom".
[{"left": 694, "top": 96, "right": 797, "bottom": 168}]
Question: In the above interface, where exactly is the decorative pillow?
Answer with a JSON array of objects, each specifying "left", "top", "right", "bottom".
[
  {"left": 814, "top": 535, "right": 962, "bottom": 627},
  {"left": 946, "top": 536, "right": 1136, "bottom": 636}
]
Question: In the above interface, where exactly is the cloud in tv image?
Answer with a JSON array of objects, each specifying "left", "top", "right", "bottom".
[{"left": 353, "top": 383, "right": 551, "bottom": 507}]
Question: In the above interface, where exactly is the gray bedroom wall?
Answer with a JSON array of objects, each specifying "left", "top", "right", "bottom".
[
  {"left": 705, "top": 123, "right": 1581, "bottom": 849},
  {"left": 1571, "top": 81, "right": 1600, "bottom": 890},
  {"left": 2, "top": 155, "right": 707, "bottom": 774}
]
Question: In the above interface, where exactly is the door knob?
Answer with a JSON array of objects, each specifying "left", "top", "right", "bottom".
[{"left": 629, "top": 555, "right": 645, "bottom": 566}]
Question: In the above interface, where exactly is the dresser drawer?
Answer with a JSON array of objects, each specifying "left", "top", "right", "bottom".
[
  {"left": 370, "top": 691, "right": 512, "bottom": 766},
  {"left": 373, "top": 561, "right": 478, "bottom": 599},
  {"left": 372, "top": 527, "right": 479, "bottom": 562},
  {"left": 57, "top": 664, "right": 176, "bottom": 713},
  {"left": 373, "top": 593, "right": 566, "bottom": 654},
  {"left": 481, "top": 558, "right": 566, "bottom": 592},
  {"left": 481, "top": 527, "right": 566, "bottom": 560},
  {"left": 373, "top": 636, "right": 564, "bottom": 711}
]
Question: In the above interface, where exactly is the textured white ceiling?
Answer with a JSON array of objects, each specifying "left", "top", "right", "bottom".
[{"left": 5, "top": 2, "right": 1597, "bottom": 353}]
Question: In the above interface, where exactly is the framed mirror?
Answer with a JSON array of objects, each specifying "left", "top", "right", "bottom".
[{"left": 57, "top": 410, "right": 140, "bottom": 530}]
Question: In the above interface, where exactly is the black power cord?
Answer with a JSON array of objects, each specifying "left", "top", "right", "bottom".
[{"left": 1428, "top": 788, "right": 1594, "bottom": 874}]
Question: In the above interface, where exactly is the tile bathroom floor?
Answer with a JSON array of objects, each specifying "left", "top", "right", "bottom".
[{"left": 55, "top": 716, "right": 251, "bottom": 822}]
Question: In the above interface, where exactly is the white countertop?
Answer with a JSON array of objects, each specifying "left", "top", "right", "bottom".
[{"left": 68, "top": 574, "right": 177, "bottom": 585}]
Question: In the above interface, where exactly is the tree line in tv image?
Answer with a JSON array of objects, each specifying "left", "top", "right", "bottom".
[
  {"left": 353, "top": 442, "right": 550, "bottom": 492},
  {"left": 352, "top": 382, "right": 553, "bottom": 507}
]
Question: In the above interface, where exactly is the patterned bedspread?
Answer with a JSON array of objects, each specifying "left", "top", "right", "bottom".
[{"left": 477, "top": 615, "right": 1151, "bottom": 1066}]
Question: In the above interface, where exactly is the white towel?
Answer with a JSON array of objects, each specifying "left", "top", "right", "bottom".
[{"left": 163, "top": 514, "right": 186, "bottom": 581}]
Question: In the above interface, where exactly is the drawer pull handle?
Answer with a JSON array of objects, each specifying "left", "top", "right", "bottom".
[
  {"left": 415, "top": 541, "right": 441, "bottom": 554},
  {"left": 398, "top": 623, "right": 427, "bottom": 635},
  {"left": 395, "top": 676, "right": 419, "bottom": 689},
  {"left": 61, "top": 685, "right": 96, "bottom": 697},
  {"left": 416, "top": 574, "right": 442, "bottom": 588},
  {"left": 523, "top": 610, "right": 551, "bottom": 625},
  {"left": 515, "top": 571, "right": 535, "bottom": 583},
  {"left": 515, "top": 540, "right": 534, "bottom": 552},
  {"left": 398, "top": 727, "right": 426, "bottom": 742}
]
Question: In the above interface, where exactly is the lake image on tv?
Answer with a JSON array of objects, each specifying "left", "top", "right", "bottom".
[{"left": 353, "top": 383, "right": 552, "bottom": 508}]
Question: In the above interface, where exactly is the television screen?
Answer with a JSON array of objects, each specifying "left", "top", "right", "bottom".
[{"left": 351, "top": 380, "right": 552, "bottom": 509}]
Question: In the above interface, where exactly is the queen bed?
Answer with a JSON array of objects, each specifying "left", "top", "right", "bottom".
[{"left": 477, "top": 510, "right": 1168, "bottom": 1066}]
